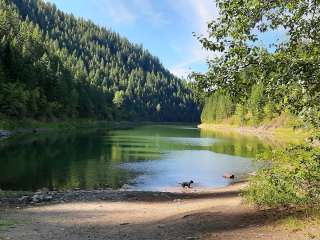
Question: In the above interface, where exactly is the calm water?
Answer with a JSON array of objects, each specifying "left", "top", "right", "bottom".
[{"left": 0, "top": 124, "right": 271, "bottom": 191}]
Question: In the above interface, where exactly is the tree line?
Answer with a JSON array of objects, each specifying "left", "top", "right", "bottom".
[
  {"left": 200, "top": 84, "right": 279, "bottom": 126},
  {"left": 194, "top": 0, "right": 320, "bottom": 127},
  {"left": 0, "top": 0, "right": 199, "bottom": 122}
]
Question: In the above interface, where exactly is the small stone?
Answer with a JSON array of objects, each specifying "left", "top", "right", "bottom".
[
  {"left": 18, "top": 195, "right": 31, "bottom": 203},
  {"left": 121, "top": 184, "right": 131, "bottom": 190},
  {"left": 0, "top": 130, "right": 11, "bottom": 138},
  {"left": 44, "top": 195, "right": 53, "bottom": 201},
  {"left": 32, "top": 194, "right": 45, "bottom": 203}
]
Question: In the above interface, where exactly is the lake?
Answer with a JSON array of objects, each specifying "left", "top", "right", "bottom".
[{"left": 0, "top": 124, "right": 271, "bottom": 191}]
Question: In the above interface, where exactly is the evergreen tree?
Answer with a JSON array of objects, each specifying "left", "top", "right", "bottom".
[{"left": 0, "top": 0, "right": 200, "bottom": 122}]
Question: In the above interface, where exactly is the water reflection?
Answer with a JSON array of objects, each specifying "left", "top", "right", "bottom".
[
  {"left": 0, "top": 125, "right": 272, "bottom": 191},
  {"left": 0, "top": 132, "right": 135, "bottom": 191},
  {"left": 120, "top": 150, "right": 253, "bottom": 191},
  {"left": 200, "top": 130, "right": 272, "bottom": 158}
]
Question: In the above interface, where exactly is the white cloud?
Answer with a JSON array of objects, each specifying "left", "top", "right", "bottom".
[
  {"left": 93, "top": 0, "right": 137, "bottom": 24},
  {"left": 169, "top": 0, "right": 219, "bottom": 78},
  {"left": 94, "top": 0, "right": 169, "bottom": 26},
  {"left": 169, "top": 44, "right": 206, "bottom": 77},
  {"left": 187, "top": 0, "right": 218, "bottom": 34},
  {"left": 170, "top": 57, "right": 204, "bottom": 79},
  {"left": 132, "top": 0, "right": 170, "bottom": 26},
  {"left": 93, "top": 0, "right": 218, "bottom": 78}
]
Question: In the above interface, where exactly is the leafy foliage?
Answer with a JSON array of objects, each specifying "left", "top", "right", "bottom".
[
  {"left": 194, "top": 0, "right": 320, "bottom": 208},
  {"left": 0, "top": 0, "right": 199, "bottom": 122},
  {"left": 193, "top": 0, "right": 320, "bottom": 126},
  {"left": 244, "top": 145, "right": 320, "bottom": 208}
]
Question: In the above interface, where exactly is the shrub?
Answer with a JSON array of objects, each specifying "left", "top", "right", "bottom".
[{"left": 244, "top": 145, "right": 320, "bottom": 208}]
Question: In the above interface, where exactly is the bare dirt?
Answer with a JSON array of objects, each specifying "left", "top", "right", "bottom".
[{"left": 0, "top": 183, "right": 319, "bottom": 240}]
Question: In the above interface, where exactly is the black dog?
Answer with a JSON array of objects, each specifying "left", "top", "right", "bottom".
[{"left": 180, "top": 180, "right": 194, "bottom": 188}]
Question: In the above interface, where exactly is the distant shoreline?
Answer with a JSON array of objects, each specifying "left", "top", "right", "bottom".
[
  {"left": 0, "top": 120, "right": 197, "bottom": 141},
  {"left": 198, "top": 123, "right": 311, "bottom": 145},
  {"left": 198, "top": 122, "right": 274, "bottom": 136}
]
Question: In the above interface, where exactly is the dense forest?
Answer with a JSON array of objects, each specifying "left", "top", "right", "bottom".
[
  {"left": 193, "top": 0, "right": 320, "bottom": 208},
  {"left": 194, "top": 0, "right": 320, "bottom": 128},
  {"left": 200, "top": 84, "right": 286, "bottom": 127},
  {"left": 0, "top": 0, "right": 199, "bottom": 122}
]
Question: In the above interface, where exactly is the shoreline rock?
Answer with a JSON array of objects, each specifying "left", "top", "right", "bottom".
[
  {"left": 0, "top": 130, "right": 12, "bottom": 139},
  {"left": 0, "top": 182, "right": 247, "bottom": 208}
]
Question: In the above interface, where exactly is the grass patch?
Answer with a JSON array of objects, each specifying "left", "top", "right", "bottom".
[
  {"left": 278, "top": 216, "right": 304, "bottom": 232},
  {"left": 275, "top": 207, "right": 320, "bottom": 237},
  {"left": 199, "top": 123, "right": 313, "bottom": 146},
  {"left": 274, "top": 127, "right": 312, "bottom": 145},
  {"left": 0, "top": 118, "right": 115, "bottom": 131},
  {"left": 0, "top": 117, "right": 149, "bottom": 134},
  {"left": 0, "top": 190, "right": 31, "bottom": 198},
  {"left": 0, "top": 219, "right": 18, "bottom": 231},
  {"left": 200, "top": 112, "right": 314, "bottom": 145}
]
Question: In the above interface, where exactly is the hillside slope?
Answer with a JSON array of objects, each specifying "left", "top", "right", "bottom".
[{"left": 0, "top": 0, "right": 199, "bottom": 122}]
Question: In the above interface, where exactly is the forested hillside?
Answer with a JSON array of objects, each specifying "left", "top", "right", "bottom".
[{"left": 0, "top": 0, "right": 199, "bottom": 122}]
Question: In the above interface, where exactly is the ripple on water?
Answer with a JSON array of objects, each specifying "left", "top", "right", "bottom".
[{"left": 118, "top": 150, "right": 255, "bottom": 191}]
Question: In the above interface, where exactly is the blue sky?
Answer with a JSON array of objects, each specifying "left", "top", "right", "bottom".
[
  {"left": 45, "top": 0, "right": 218, "bottom": 78},
  {"left": 45, "top": 0, "right": 284, "bottom": 78}
]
